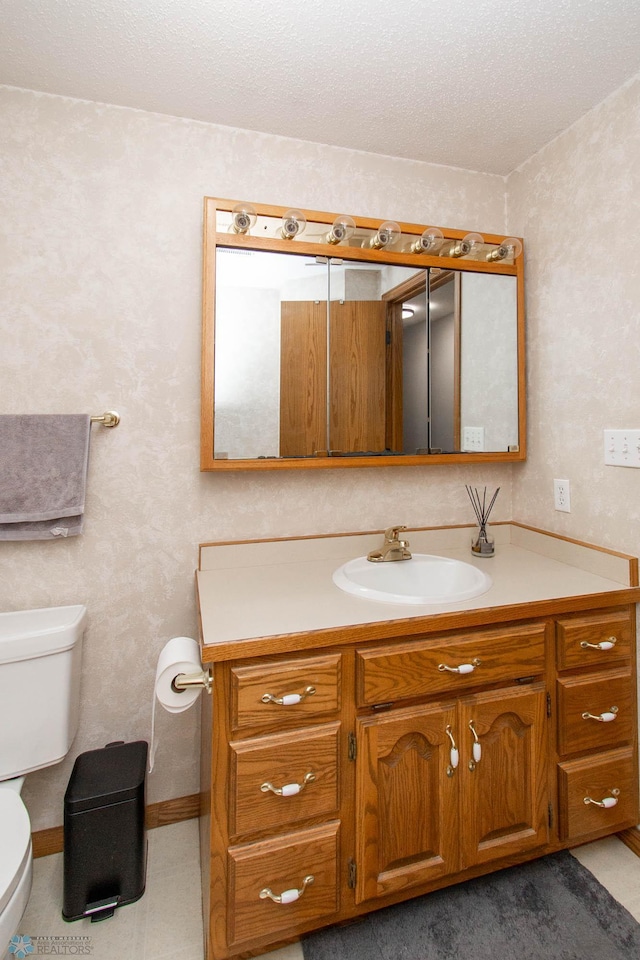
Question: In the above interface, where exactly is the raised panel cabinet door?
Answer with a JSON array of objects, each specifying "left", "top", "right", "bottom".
[
  {"left": 354, "top": 701, "right": 458, "bottom": 904},
  {"left": 458, "top": 684, "right": 548, "bottom": 870}
]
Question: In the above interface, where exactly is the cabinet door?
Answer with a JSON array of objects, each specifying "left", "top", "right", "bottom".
[
  {"left": 280, "top": 301, "right": 327, "bottom": 457},
  {"left": 279, "top": 300, "right": 387, "bottom": 456},
  {"left": 354, "top": 702, "right": 458, "bottom": 903},
  {"left": 459, "top": 685, "right": 548, "bottom": 869},
  {"left": 329, "top": 301, "right": 387, "bottom": 453}
]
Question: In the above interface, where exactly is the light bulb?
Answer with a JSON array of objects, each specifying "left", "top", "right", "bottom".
[
  {"left": 369, "top": 220, "right": 400, "bottom": 249},
  {"left": 442, "top": 231, "right": 484, "bottom": 258},
  {"left": 326, "top": 215, "right": 356, "bottom": 245},
  {"left": 462, "top": 232, "right": 484, "bottom": 255},
  {"left": 229, "top": 203, "right": 257, "bottom": 235},
  {"left": 280, "top": 210, "right": 307, "bottom": 240},
  {"left": 412, "top": 227, "right": 444, "bottom": 254},
  {"left": 486, "top": 236, "right": 523, "bottom": 262},
  {"left": 442, "top": 238, "right": 470, "bottom": 258}
]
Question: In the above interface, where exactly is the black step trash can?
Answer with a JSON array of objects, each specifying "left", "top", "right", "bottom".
[{"left": 63, "top": 740, "right": 148, "bottom": 922}]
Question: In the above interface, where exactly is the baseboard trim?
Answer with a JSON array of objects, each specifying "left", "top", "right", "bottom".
[
  {"left": 145, "top": 792, "right": 201, "bottom": 829},
  {"left": 32, "top": 792, "right": 201, "bottom": 859},
  {"left": 32, "top": 825, "right": 65, "bottom": 859},
  {"left": 618, "top": 826, "right": 640, "bottom": 858}
]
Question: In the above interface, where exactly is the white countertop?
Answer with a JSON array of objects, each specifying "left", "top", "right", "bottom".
[{"left": 196, "top": 524, "right": 639, "bottom": 661}]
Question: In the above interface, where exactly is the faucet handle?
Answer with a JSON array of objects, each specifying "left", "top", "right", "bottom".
[{"left": 384, "top": 525, "right": 408, "bottom": 542}]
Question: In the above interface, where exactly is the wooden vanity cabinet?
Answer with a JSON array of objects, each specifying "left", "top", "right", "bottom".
[{"left": 201, "top": 605, "right": 638, "bottom": 960}]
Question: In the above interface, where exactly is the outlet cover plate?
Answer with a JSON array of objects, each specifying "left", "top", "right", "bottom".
[{"left": 554, "top": 479, "right": 571, "bottom": 512}]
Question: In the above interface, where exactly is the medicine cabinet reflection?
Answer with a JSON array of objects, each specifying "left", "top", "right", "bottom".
[{"left": 201, "top": 199, "right": 525, "bottom": 471}]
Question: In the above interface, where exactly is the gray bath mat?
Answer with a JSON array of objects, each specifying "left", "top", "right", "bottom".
[{"left": 302, "top": 851, "right": 640, "bottom": 960}]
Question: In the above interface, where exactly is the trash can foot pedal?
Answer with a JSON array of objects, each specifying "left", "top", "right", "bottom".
[{"left": 84, "top": 897, "right": 119, "bottom": 922}]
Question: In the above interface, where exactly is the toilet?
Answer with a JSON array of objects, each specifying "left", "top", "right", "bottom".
[{"left": 0, "top": 605, "right": 86, "bottom": 953}]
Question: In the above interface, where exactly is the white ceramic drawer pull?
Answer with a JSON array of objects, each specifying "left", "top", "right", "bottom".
[
  {"left": 582, "top": 706, "right": 618, "bottom": 723},
  {"left": 261, "top": 685, "right": 316, "bottom": 706},
  {"left": 439, "top": 658, "right": 481, "bottom": 675},
  {"left": 445, "top": 724, "right": 459, "bottom": 772},
  {"left": 469, "top": 720, "right": 482, "bottom": 763},
  {"left": 260, "top": 875, "right": 314, "bottom": 904},
  {"left": 261, "top": 772, "right": 316, "bottom": 796},
  {"left": 580, "top": 637, "right": 617, "bottom": 651},
  {"left": 583, "top": 788, "right": 620, "bottom": 809}
]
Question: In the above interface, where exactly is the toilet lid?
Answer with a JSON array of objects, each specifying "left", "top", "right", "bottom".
[{"left": 0, "top": 791, "right": 31, "bottom": 914}]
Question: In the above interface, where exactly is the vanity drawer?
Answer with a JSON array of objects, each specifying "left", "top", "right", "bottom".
[
  {"left": 227, "top": 821, "right": 339, "bottom": 946},
  {"left": 357, "top": 622, "right": 546, "bottom": 706},
  {"left": 231, "top": 654, "right": 342, "bottom": 731},
  {"left": 557, "top": 747, "right": 639, "bottom": 841},
  {"left": 556, "top": 609, "right": 632, "bottom": 671},
  {"left": 556, "top": 669, "right": 634, "bottom": 757},
  {"left": 229, "top": 723, "right": 340, "bottom": 837}
]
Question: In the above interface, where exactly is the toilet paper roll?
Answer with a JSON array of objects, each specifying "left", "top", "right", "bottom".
[
  {"left": 150, "top": 636, "right": 203, "bottom": 772},
  {"left": 155, "top": 635, "right": 202, "bottom": 713}
]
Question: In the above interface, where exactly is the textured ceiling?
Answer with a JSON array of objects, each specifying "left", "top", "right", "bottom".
[{"left": 2, "top": 0, "right": 640, "bottom": 175}]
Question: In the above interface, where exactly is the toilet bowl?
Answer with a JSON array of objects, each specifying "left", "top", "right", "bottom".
[
  {"left": 0, "top": 787, "right": 33, "bottom": 954},
  {"left": 0, "top": 605, "right": 86, "bottom": 953}
]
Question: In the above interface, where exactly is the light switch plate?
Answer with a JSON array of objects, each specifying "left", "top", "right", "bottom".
[
  {"left": 604, "top": 429, "right": 640, "bottom": 468},
  {"left": 463, "top": 426, "right": 485, "bottom": 452}
]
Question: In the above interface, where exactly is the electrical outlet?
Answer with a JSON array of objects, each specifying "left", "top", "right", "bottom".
[
  {"left": 554, "top": 479, "right": 571, "bottom": 513},
  {"left": 462, "top": 426, "right": 485, "bottom": 452}
]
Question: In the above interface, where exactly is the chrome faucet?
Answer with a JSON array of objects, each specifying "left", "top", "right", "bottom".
[{"left": 367, "top": 526, "right": 412, "bottom": 562}]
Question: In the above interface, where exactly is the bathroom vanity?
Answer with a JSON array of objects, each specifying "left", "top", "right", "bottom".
[{"left": 196, "top": 524, "right": 640, "bottom": 960}]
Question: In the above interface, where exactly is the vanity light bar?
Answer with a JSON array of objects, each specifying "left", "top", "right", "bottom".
[{"left": 214, "top": 200, "right": 522, "bottom": 263}]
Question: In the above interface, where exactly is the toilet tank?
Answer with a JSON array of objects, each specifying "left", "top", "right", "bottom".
[{"left": 0, "top": 605, "right": 86, "bottom": 780}]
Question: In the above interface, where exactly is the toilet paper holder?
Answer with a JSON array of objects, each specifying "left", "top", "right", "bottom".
[{"left": 171, "top": 668, "right": 212, "bottom": 694}]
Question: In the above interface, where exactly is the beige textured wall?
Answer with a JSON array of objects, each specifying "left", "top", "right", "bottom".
[
  {"left": 0, "top": 85, "right": 511, "bottom": 830},
  {"left": 508, "top": 74, "right": 640, "bottom": 556}
]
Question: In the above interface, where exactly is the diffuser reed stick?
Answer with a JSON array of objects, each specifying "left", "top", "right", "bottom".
[{"left": 466, "top": 485, "right": 499, "bottom": 557}]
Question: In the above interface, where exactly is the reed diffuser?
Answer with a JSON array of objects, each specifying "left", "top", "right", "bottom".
[{"left": 466, "top": 485, "right": 500, "bottom": 557}]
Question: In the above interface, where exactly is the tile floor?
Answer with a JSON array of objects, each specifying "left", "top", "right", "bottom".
[{"left": 7, "top": 821, "right": 640, "bottom": 960}]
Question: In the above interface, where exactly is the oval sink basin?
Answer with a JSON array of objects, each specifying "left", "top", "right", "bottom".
[{"left": 332, "top": 554, "right": 492, "bottom": 605}]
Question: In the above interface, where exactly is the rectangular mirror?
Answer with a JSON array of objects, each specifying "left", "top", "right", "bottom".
[{"left": 202, "top": 199, "right": 525, "bottom": 470}]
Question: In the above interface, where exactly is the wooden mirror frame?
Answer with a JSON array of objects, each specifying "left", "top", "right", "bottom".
[{"left": 201, "top": 197, "right": 526, "bottom": 471}]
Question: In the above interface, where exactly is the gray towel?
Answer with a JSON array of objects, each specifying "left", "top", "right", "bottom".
[{"left": 0, "top": 414, "right": 91, "bottom": 540}]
